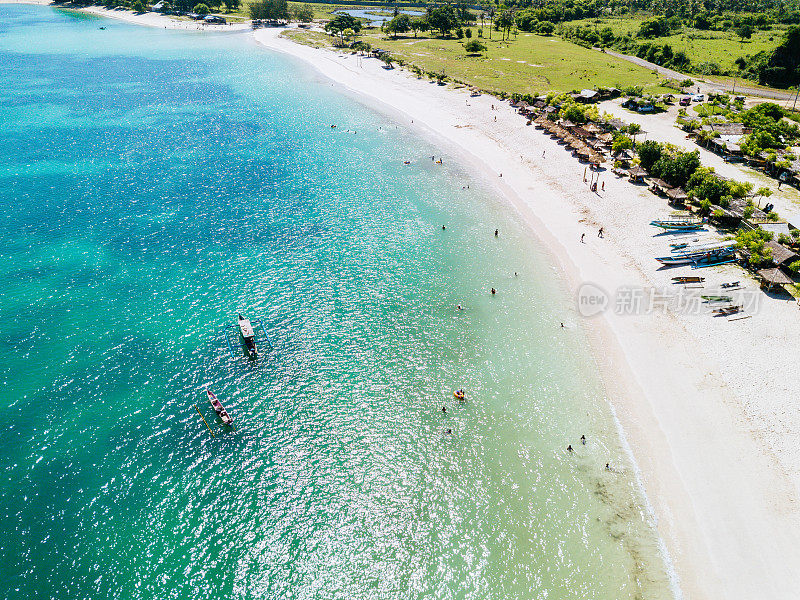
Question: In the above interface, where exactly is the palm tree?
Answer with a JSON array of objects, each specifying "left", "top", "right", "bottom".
[{"left": 627, "top": 123, "right": 642, "bottom": 147}]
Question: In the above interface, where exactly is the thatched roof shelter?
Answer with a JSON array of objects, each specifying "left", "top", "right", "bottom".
[
  {"left": 628, "top": 166, "right": 647, "bottom": 179},
  {"left": 649, "top": 178, "right": 672, "bottom": 190},
  {"left": 596, "top": 133, "right": 613, "bottom": 144},
  {"left": 589, "top": 153, "right": 606, "bottom": 164},
  {"left": 764, "top": 240, "right": 798, "bottom": 267},
  {"left": 584, "top": 123, "right": 603, "bottom": 134},
  {"left": 757, "top": 267, "right": 793, "bottom": 289},
  {"left": 666, "top": 187, "right": 688, "bottom": 201}
]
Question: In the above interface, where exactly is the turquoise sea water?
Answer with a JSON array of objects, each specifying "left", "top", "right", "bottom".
[{"left": 0, "top": 6, "right": 675, "bottom": 599}]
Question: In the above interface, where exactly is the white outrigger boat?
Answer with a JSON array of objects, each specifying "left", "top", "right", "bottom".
[
  {"left": 206, "top": 389, "right": 233, "bottom": 426},
  {"left": 238, "top": 314, "right": 258, "bottom": 358}
]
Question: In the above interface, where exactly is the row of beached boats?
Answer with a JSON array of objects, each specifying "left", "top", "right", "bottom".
[{"left": 657, "top": 218, "right": 747, "bottom": 317}]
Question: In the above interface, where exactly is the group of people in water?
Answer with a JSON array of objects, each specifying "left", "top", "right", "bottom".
[{"left": 567, "top": 436, "right": 615, "bottom": 471}]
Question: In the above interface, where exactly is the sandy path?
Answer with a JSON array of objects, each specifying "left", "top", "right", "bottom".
[
  {"left": 252, "top": 26, "right": 800, "bottom": 600},
  {"left": 598, "top": 99, "right": 800, "bottom": 225}
]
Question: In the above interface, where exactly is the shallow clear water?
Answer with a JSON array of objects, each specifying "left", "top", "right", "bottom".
[{"left": 0, "top": 6, "right": 675, "bottom": 599}]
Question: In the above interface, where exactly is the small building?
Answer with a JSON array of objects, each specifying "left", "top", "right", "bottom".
[
  {"left": 574, "top": 89, "right": 599, "bottom": 103},
  {"left": 756, "top": 267, "right": 794, "bottom": 292},
  {"left": 764, "top": 240, "right": 798, "bottom": 269},
  {"left": 628, "top": 165, "right": 647, "bottom": 182},
  {"left": 666, "top": 187, "right": 688, "bottom": 205}
]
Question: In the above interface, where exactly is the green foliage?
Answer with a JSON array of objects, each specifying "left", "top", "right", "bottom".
[
  {"left": 790, "top": 260, "right": 800, "bottom": 272},
  {"left": 410, "top": 17, "right": 428, "bottom": 38},
  {"left": 249, "top": 0, "right": 288, "bottom": 20},
  {"left": 193, "top": 2, "right": 208, "bottom": 14},
  {"left": 736, "top": 23, "right": 754, "bottom": 40},
  {"left": 637, "top": 140, "right": 662, "bottom": 172},
  {"left": 637, "top": 17, "right": 679, "bottom": 38},
  {"left": 465, "top": 27, "right": 472, "bottom": 38},
  {"left": 652, "top": 149, "right": 701, "bottom": 188},
  {"left": 426, "top": 4, "right": 459, "bottom": 38},
  {"left": 563, "top": 103, "right": 587, "bottom": 124},
  {"left": 736, "top": 228, "right": 775, "bottom": 266},
  {"left": 292, "top": 4, "right": 313, "bottom": 23},
  {"left": 324, "top": 13, "right": 361, "bottom": 44},
  {"left": 132, "top": 0, "right": 147, "bottom": 12},
  {"left": 612, "top": 134, "right": 633, "bottom": 154},
  {"left": 537, "top": 20, "right": 555, "bottom": 35},
  {"left": 464, "top": 39, "right": 487, "bottom": 53},
  {"left": 385, "top": 14, "right": 411, "bottom": 38}
]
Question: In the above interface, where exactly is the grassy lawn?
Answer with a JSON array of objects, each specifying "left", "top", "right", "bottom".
[
  {"left": 287, "top": 28, "right": 673, "bottom": 96},
  {"left": 569, "top": 15, "right": 785, "bottom": 73}
]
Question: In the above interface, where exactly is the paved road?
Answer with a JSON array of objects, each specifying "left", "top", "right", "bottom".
[{"left": 603, "top": 48, "right": 798, "bottom": 103}]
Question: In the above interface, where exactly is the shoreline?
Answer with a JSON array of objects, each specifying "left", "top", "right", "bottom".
[
  {"left": 5, "top": 2, "right": 800, "bottom": 595},
  {"left": 251, "top": 27, "right": 800, "bottom": 600}
]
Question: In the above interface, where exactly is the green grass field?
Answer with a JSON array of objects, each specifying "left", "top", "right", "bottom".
[
  {"left": 569, "top": 15, "right": 786, "bottom": 73},
  {"left": 287, "top": 28, "right": 673, "bottom": 96}
]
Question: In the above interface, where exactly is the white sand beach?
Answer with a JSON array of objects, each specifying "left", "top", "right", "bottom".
[
  {"left": 4, "top": 2, "right": 800, "bottom": 594},
  {"left": 251, "top": 27, "right": 800, "bottom": 600}
]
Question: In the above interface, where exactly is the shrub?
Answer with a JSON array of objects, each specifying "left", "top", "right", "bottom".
[
  {"left": 193, "top": 2, "right": 209, "bottom": 14},
  {"left": 464, "top": 39, "right": 486, "bottom": 54}
]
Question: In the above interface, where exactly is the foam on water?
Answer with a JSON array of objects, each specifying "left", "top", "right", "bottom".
[{"left": 0, "top": 6, "right": 676, "bottom": 599}]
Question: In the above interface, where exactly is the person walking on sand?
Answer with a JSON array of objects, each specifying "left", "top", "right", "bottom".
[
  {"left": 598, "top": 227, "right": 604, "bottom": 238},
  {"left": 494, "top": 229, "right": 499, "bottom": 237},
  {"left": 542, "top": 150, "right": 546, "bottom": 158},
  {"left": 580, "top": 233, "right": 585, "bottom": 243},
  {"left": 601, "top": 180, "right": 605, "bottom": 191},
  {"left": 581, "top": 435, "right": 586, "bottom": 445}
]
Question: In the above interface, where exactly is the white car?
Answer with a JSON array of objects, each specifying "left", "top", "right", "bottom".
[{"left": 692, "top": 94, "right": 705, "bottom": 102}]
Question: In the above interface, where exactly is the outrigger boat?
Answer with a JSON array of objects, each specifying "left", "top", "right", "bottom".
[
  {"left": 238, "top": 314, "right": 257, "bottom": 358},
  {"left": 650, "top": 217, "right": 705, "bottom": 231},
  {"left": 701, "top": 295, "right": 733, "bottom": 302},
  {"left": 222, "top": 314, "right": 271, "bottom": 360},
  {"left": 656, "top": 246, "right": 736, "bottom": 266},
  {"left": 672, "top": 276, "right": 705, "bottom": 284},
  {"left": 207, "top": 389, "right": 233, "bottom": 426},
  {"left": 721, "top": 281, "right": 740, "bottom": 288},
  {"left": 713, "top": 305, "right": 742, "bottom": 316},
  {"left": 670, "top": 240, "right": 736, "bottom": 253}
]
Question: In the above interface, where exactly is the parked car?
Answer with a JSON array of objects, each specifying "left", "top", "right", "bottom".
[
  {"left": 692, "top": 94, "right": 705, "bottom": 102},
  {"left": 679, "top": 97, "right": 691, "bottom": 106}
]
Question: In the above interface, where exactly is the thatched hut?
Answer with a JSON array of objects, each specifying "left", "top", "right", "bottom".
[
  {"left": 628, "top": 166, "right": 647, "bottom": 182},
  {"left": 756, "top": 267, "right": 794, "bottom": 292}
]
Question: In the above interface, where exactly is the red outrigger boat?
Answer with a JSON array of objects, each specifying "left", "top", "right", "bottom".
[{"left": 206, "top": 389, "right": 233, "bottom": 426}]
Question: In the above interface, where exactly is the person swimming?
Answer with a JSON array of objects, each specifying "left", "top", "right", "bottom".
[
  {"left": 457, "top": 304, "right": 463, "bottom": 310},
  {"left": 491, "top": 287, "right": 496, "bottom": 295}
]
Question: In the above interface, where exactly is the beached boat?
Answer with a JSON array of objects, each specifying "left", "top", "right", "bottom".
[
  {"left": 721, "top": 281, "right": 740, "bottom": 288},
  {"left": 670, "top": 240, "right": 736, "bottom": 253},
  {"left": 701, "top": 295, "right": 733, "bottom": 302},
  {"left": 650, "top": 218, "right": 705, "bottom": 231},
  {"left": 713, "top": 305, "right": 742, "bottom": 316},
  {"left": 672, "top": 276, "right": 705, "bottom": 283},
  {"left": 207, "top": 389, "right": 233, "bottom": 425},
  {"left": 238, "top": 314, "right": 258, "bottom": 358},
  {"left": 656, "top": 247, "right": 736, "bottom": 266}
]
